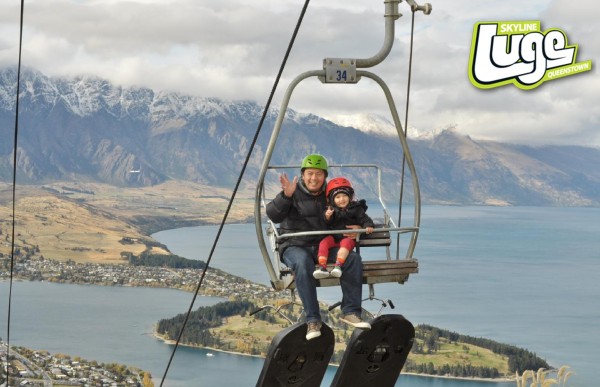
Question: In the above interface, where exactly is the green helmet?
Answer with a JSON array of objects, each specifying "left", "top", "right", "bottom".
[{"left": 301, "top": 154, "right": 328, "bottom": 175}]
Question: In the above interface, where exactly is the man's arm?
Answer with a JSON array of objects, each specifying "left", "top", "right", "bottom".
[{"left": 266, "top": 191, "right": 293, "bottom": 223}]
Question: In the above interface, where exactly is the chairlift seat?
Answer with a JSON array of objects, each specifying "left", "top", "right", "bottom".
[{"left": 274, "top": 225, "right": 419, "bottom": 290}]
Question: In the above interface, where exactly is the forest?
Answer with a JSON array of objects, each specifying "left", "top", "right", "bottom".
[
  {"left": 157, "top": 300, "right": 267, "bottom": 347},
  {"left": 404, "top": 324, "right": 550, "bottom": 377},
  {"left": 126, "top": 251, "right": 206, "bottom": 269}
]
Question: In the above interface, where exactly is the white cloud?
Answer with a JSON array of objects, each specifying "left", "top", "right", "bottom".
[{"left": 0, "top": 0, "right": 598, "bottom": 146}]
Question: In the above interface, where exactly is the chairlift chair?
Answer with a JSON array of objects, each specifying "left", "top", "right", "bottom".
[{"left": 254, "top": 0, "right": 430, "bottom": 297}]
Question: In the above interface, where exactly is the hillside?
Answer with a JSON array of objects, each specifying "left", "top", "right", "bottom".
[{"left": 0, "top": 180, "right": 254, "bottom": 263}]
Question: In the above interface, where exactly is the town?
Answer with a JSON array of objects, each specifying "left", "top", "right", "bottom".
[
  {"left": 1, "top": 255, "right": 278, "bottom": 386},
  {"left": 0, "top": 255, "right": 276, "bottom": 301},
  {"left": 2, "top": 342, "right": 150, "bottom": 387}
]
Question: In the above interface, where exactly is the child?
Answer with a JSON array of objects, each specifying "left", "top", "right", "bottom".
[{"left": 313, "top": 177, "right": 374, "bottom": 279}]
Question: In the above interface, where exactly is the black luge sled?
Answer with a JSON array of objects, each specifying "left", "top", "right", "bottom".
[
  {"left": 256, "top": 322, "right": 334, "bottom": 387},
  {"left": 331, "top": 314, "right": 414, "bottom": 387}
]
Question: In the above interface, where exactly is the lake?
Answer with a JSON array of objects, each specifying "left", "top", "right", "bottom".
[
  {"left": 2, "top": 205, "right": 597, "bottom": 386},
  {"left": 154, "top": 205, "right": 599, "bottom": 386}
]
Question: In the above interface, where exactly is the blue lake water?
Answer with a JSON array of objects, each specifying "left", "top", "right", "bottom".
[
  {"left": 0, "top": 282, "right": 516, "bottom": 387},
  {"left": 153, "top": 205, "right": 599, "bottom": 386},
  {"left": 2, "top": 205, "right": 598, "bottom": 386}
]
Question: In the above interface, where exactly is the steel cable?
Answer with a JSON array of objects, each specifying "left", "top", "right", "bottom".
[
  {"left": 158, "top": 0, "right": 312, "bottom": 384},
  {"left": 396, "top": 10, "right": 417, "bottom": 258},
  {"left": 4, "top": 1, "right": 26, "bottom": 386}
]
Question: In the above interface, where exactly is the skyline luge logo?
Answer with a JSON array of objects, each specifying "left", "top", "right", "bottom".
[{"left": 468, "top": 21, "right": 592, "bottom": 89}]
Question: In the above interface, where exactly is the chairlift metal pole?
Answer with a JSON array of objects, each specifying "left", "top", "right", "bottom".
[{"left": 255, "top": 0, "right": 430, "bottom": 287}]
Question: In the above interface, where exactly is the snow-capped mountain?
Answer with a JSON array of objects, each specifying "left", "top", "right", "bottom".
[
  {"left": 326, "top": 113, "right": 437, "bottom": 140},
  {"left": 2, "top": 66, "right": 600, "bottom": 206}
]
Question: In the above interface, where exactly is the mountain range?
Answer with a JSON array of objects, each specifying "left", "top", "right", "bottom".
[{"left": 1, "top": 67, "right": 599, "bottom": 206}]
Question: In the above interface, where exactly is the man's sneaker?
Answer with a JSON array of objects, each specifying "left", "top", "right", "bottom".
[
  {"left": 313, "top": 267, "right": 330, "bottom": 279},
  {"left": 330, "top": 265, "right": 343, "bottom": 278},
  {"left": 306, "top": 321, "right": 322, "bottom": 340},
  {"left": 340, "top": 314, "right": 371, "bottom": 330}
]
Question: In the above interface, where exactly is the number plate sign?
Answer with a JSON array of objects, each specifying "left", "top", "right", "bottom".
[{"left": 323, "top": 58, "right": 358, "bottom": 83}]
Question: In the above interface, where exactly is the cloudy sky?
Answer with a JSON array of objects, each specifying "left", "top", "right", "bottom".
[{"left": 0, "top": 0, "right": 598, "bottom": 146}]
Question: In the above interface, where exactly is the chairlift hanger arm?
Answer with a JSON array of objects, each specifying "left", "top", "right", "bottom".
[
  {"left": 405, "top": 0, "right": 432, "bottom": 14},
  {"left": 255, "top": 68, "right": 421, "bottom": 279},
  {"left": 322, "top": 0, "right": 432, "bottom": 78}
]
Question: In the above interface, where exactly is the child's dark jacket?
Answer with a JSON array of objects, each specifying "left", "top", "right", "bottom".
[{"left": 325, "top": 199, "right": 375, "bottom": 241}]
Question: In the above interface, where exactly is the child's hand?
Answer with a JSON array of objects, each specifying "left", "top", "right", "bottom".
[
  {"left": 344, "top": 225, "right": 359, "bottom": 239},
  {"left": 366, "top": 226, "right": 374, "bottom": 234},
  {"left": 325, "top": 206, "right": 334, "bottom": 219}
]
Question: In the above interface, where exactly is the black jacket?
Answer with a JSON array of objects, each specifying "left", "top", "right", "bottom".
[
  {"left": 266, "top": 181, "right": 327, "bottom": 255},
  {"left": 325, "top": 199, "right": 375, "bottom": 241}
]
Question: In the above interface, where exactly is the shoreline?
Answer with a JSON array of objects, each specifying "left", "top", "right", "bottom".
[
  {"left": 2, "top": 278, "right": 519, "bottom": 384},
  {"left": 152, "top": 329, "right": 514, "bottom": 384}
]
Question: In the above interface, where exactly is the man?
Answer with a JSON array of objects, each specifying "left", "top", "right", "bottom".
[{"left": 266, "top": 154, "right": 371, "bottom": 340}]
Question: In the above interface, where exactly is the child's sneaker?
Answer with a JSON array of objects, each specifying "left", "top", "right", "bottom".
[
  {"left": 313, "top": 267, "right": 330, "bottom": 279},
  {"left": 330, "top": 265, "right": 343, "bottom": 278}
]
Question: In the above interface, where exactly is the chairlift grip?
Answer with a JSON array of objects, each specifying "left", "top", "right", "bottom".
[{"left": 405, "top": 0, "right": 432, "bottom": 14}]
